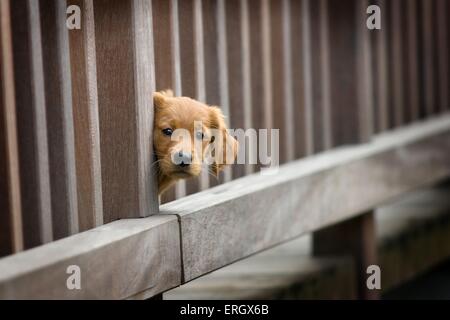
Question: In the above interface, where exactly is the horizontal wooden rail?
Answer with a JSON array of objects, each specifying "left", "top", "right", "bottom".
[{"left": 1, "top": 113, "right": 450, "bottom": 298}]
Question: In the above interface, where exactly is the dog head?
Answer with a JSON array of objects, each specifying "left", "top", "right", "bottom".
[{"left": 153, "top": 90, "right": 238, "bottom": 191}]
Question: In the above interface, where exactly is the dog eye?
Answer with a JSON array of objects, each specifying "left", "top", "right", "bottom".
[
  {"left": 162, "top": 128, "right": 173, "bottom": 136},
  {"left": 195, "top": 131, "right": 204, "bottom": 140}
]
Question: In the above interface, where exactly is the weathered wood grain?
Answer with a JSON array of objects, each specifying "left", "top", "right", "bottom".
[
  {"left": 93, "top": 0, "right": 159, "bottom": 221},
  {"left": 67, "top": 0, "right": 103, "bottom": 231},
  {"left": 0, "top": 215, "right": 181, "bottom": 299},
  {"left": 40, "top": 0, "right": 79, "bottom": 239},
  {"left": 0, "top": 0, "right": 23, "bottom": 256},
  {"left": 161, "top": 114, "right": 450, "bottom": 281},
  {"left": 10, "top": 0, "right": 53, "bottom": 248}
]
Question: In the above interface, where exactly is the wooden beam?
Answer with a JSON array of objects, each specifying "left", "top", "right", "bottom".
[
  {"left": 67, "top": 0, "right": 103, "bottom": 231},
  {"left": 93, "top": 0, "right": 159, "bottom": 221},
  {"left": 0, "top": 0, "right": 23, "bottom": 256},
  {"left": 163, "top": 114, "right": 450, "bottom": 281},
  {"left": 10, "top": 0, "right": 53, "bottom": 248},
  {"left": 0, "top": 215, "right": 181, "bottom": 299}
]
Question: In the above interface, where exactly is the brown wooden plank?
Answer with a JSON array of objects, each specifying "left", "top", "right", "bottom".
[
  {"left": 67, "top": 0, "right": 103, "bottom": 232},
  {"left": 171, "top": 114, "right": 450, "bottom": 282},
  {"left": 356, "top": 0, "right": 374, "bottom": 142},
  {"left": 269, "top": 0, "right": 288, "bottom": 163},
  {"left": 0, "top": 215, "right": 181, "bottom": 299},
  {"left": 178, "top": 0, "right": 202, "bottom": 194},
  {"left": 216, "top": 0, "right": 232, "bottom": 182},
  {"left": 0, "top": 0, "right": 23, "bottom": 257},
  {"left": 301, "top": 0, "right": 314, "bottom": 155},
  {"left": 436, "top": 0, "right": 449, "bottom": 112},
  {"left": 289, "top": 0, "right": 308, "bottom": 159},
  {"left": 10, "top": 0, "right": 53, "bottom": 248},
  {"left": 313, "top": 212, "right": 379, "bottom": 299},
  {"left": 247, "top": 0, "right": 265, "bottom": 172},
  {"left": 389, "top": 0, "right": 405, "bottom": 127},
  {"left": 309, "top": 0, "right": 330, "bottom": 152},
  {"left": 406, "top": 0, "right": 421, "bottom": 122},
  {"left": 202, "top": 0, "right": 225, "bottom": 186},
  {"left": 327, "top": 0, "right": 360, "bottom": 146},
  {"left": 421, "top": 0, "right": 437, "bottom": 116},
  {"left": 39, "top": 0, "right": 79, "bottom": 239},
  {"left": 152, "top": 0, "right": 179, "bottom": 203},
  {"left": 373, "top": 0, "right": 390, "bottom": 132},
  {"left": 93, "top": 0, "right": 159, "bottom": 221},
  {"left": 224, "top": 0, "right": 246, "bottom": 179}
]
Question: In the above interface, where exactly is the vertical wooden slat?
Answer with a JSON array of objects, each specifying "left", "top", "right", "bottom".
[
  {"left": 152, "top": 0, "right": 179, "bottom": 203},
  {"left": 327, "top": 0, "right": 360, "bottom": 146},
  {"left": 216, "top": 0, "right": 232, "bottom": 182},
  {"left": 301, "top": 0, "right": 314, "bottom": 155},
  {"left": 193, "top": 0, "right": 210, "bottom": 190},
  {"left": 179, "top": 0, "right": 202, "bottom": 194},
  {"left": 93, "top": 0, "right": 158, "bottom": 222},
  {"left": 0, "top": 0, "right": 23, "bottom": 256},
  {"left": 406, "top": 0, "right": 421, "bottom": 122},
  {"left": 373, "top": 0, "right": 389, "bottom": 132},
  {"left": 40, "top": 0, "right": 79, "bottom": 239},
  {"left": 248, "top": 0, "right": 265, "bottom": 171},
  {"left": 67, "top": 0, "right": 103, "bottom": 231},
  {"left": 269, "top": 0, "right": 288, "bottom": 163},
  {"left": 309, "top": 0, "right": 331, "bottom": 152},
  {"left": 11, "top": 0, "right": 53, "bottom": 248},
  {"left": 389, "top": 0, "right": 405, "bottom": 127},
  {"left": 436, "top": 0, "right": 449, "bottom": 112},
  {"left": 281, "top": 0, "right": 295, "bottom": 162},
  {"left": 261, "top": 0, "right": 273, "bottom": 161},
  {"left": 356, "top": 0, "right": 374, "bottom": 142},
  {"left": 225, "top": 0, "right": 246, "bottom": 179},
  {"left": 202, "top": 0, "right": 225, "bottom": 186},
  {"left": 286, "top": 0, "right": 307, "bottom": 159},
  {"left": 240, "top": 0, "right": 254, "bottom": 175},
  {"left": 421, "top": 0, "right": 437, "bottom": 116}
]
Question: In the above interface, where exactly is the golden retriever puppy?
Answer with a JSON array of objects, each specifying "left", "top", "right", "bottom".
[{"left": 153, "top": 90, "right": 238, "bottom": 195}]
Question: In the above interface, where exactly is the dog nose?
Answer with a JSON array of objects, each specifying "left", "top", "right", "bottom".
[{"left": 175, "top": 151, "right": 192, "bottom": 168}]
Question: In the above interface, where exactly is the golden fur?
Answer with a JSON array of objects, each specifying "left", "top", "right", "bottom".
[{"left": 153, "top": 90, "right": 238, "bottom": 195}]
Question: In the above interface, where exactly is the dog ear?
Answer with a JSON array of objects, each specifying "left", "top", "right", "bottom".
[
  {"left": 209, "top": 106, "right": 238, "bottom": 177},
  {"left": 153, "top": 89, "right": 174, "bottom": 109}
]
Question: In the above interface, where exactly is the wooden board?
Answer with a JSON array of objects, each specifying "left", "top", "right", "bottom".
[
  {"left": 40, "top": 0, "right": 79, "bottom": 239},
  {"left": 0, "top": 215, "right": 181, "bottom": 299},
  {"left": 0, "top": 0, "right": 23, "bottom": 256},
  {"left": 93, "top": 0, "right": 159, "bottom": 221},
  {"left": 10, "top": 0, "right": 53, "bottom": 248},
  {"left": 67, "top": 0, "right": 103, "bottom": 231},
  {"left": 162, "top": 114, "right": 450, "bottom": 281}
]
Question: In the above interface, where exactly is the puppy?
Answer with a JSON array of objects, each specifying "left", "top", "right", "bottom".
[{"left": 153, "top": 90, "right": 238, "bottom": 195}]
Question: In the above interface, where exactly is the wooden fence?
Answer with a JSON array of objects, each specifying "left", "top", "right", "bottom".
[{"left": 0, "top": 0, "right": 449, "bottom": 299}]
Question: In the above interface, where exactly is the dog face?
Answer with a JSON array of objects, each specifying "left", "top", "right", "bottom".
[{"left": 153, "top": 90, "right": 238, "bottom": 193}]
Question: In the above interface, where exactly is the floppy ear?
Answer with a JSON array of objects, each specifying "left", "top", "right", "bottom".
[
  {"left": 209, "top": 106, "right": 238, "bottom": 176},
  {"left": 153, "top": 89, "right": 174, "bottom": 109}
]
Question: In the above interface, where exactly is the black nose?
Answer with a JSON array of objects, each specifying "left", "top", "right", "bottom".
[{"left": 175, "top": 151, "right": 192, "bottom": 168}]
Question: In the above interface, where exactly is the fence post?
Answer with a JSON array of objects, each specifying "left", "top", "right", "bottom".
[
  {"left": 93, "top": 0, "right": 159, "bottom": 221},
  {"left": 313, "top": 211, "right": 379, "bottom": 299}
]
